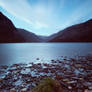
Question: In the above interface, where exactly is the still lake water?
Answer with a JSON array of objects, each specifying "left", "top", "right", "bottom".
[{"left": 0, "top": 43, "right": 92, "bottom": 65}]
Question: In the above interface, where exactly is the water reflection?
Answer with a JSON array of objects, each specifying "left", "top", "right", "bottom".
[
  {"left": 0, "top": 43, "right": 92, "bottom": 65},
  {"left": 0, "top": 44, "right": 15, "bottom": 65}
]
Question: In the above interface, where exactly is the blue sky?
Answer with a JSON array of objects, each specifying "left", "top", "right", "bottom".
[{"left": 0, "top": 0, "right": 92, "bottom": 36}]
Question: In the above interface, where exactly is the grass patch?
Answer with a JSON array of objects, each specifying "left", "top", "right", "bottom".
[{"left": 31, "top": 77, "right": 63, "bottom": 92}]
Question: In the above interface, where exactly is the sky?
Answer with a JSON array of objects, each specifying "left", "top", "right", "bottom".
[{"left": 0, "top": 0, "right": 92, "bottom": 36}]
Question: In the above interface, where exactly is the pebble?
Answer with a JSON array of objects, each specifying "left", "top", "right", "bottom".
[
  {"left": 0, "top": 56, "right": 92, "bottom": 92},
  {"left": 21, "top": 88, "right": 27, "bottom": 92},
  {"left": 10, "top": 88, "right": 16, "bottom": 92},
  {"left": 89, "top": 86, "right": 92, "bottom": 90},
  {"left": 67, "top": 80, "right": 77, "bottom": 84},
  {"left": 68, "top": 86, "right": 72, "bottom": 89}
]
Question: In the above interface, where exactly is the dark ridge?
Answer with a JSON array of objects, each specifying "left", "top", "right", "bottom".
[
  {"left": 0, "top": 12, "right": 41, "bottom": 43},
  {"left": 48, "top": 19, "right": 92, "bottom": 42},
  {"left": 0, "top": 11, "right": 92, "bottom": 43}
]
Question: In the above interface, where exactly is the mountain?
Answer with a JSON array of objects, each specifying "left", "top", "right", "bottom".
[
  {"left": 49, "top": 19, "right": 92, "bottom": 42},
  {"left": 0, "top": 12, "right": 41, "bottom": 43},
  {"left": 0, "top": 12, "right": 92, "bottom": 43},
  {"left": 16, "top": 28, "right": 41, "bottom": 42}
]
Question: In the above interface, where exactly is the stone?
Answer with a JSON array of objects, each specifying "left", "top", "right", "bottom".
[
  {"left": 21, "top": 88, "right": 27, "bottom": 92},
  {"left": 88, "top": 86, "right": 92, "bottom": 90},
  {"left": 84, "top": 89, "right": 91, "bottom": 92},
  {"left": 10, "top": 88, "right": 16, "bottom": 92},
  {"left": 63, "top": 79, "right": 69, "bottom": 82},
  {"left": 36, "top": 58, "right": 39, "bottom": 60},
  {"left": 56, "top": 75, "right": 62, "bottom": 80},
  {"left": 68, "top": 86, "right": 72, "bottom": 89},
  {"left": 0, "top": 56, "right": 92, "bottom": 92},
  {"left": 67, "top": 80, "right": 77, "bottom": 84},
  {"left": 0, "top": 78, "right": 3, "bottom": 82}
]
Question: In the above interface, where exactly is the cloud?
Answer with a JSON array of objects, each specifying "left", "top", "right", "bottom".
[
  {"left": 60, "top": 0, "right": 66, "bottom": 10},
  {"left": 56, "top": 0, "right": 92, "bottom": 31},
  {"left": 65, "top": 0, "right": 92, "bottom": 26},
  {"left": 0, "top": 0, "right": 49, "bottom": 29},
  {"left": 0, "top": 0, "right": 33, "bottom": 24},
  {"left": 33, "top": 21, "right": 48, "bottom": 29},
  {"left": 0, "top": 0, "right": 92, "bottom": 35}
]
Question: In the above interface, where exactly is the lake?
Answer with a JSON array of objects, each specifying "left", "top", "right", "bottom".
[{"left": 0, "top": 43, "right": 92, "bottom": 65}]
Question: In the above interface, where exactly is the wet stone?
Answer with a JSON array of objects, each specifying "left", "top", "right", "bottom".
[
  {"left": 68, "top": 86, "right": 72, "bottom": 90},
  {"left": 67, "top": 80, "right": 77, "bottom": 84},
  {"left": 88, "top": 86, "right": 92, "bottom": 90},
  {"left": 0, "top": 56, "right": 92, "bottom": 92},
  {"left": 21, "top": 88, "right": 27, "bottom": 92},
  {"left": 14, "top": 79, "right": 22, "bottom": 86},
  {"left": 10, "top": 88, "right": 16, "bottom": 92}
]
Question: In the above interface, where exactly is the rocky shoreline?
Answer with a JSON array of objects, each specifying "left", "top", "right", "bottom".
[{"left": 0, "top": 56, "right": 92, "bottom": 92}]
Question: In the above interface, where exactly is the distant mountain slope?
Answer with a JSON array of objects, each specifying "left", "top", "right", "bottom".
[
  {"left": 17, "top": 28, "right": 41, "bottom": 42},
  {"left": 49, "top": 19, "right": 92, "bottom": 42},
  {"left": 0, "top": 12, "right": 41, "bottom": 43},
  {"left": 0, "top": 12, "right": 92, "bottom": 43}
]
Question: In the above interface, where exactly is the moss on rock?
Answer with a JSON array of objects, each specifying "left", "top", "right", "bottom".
[{"left": 31, "top": 78, "right": 64, "bottom": 92}]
